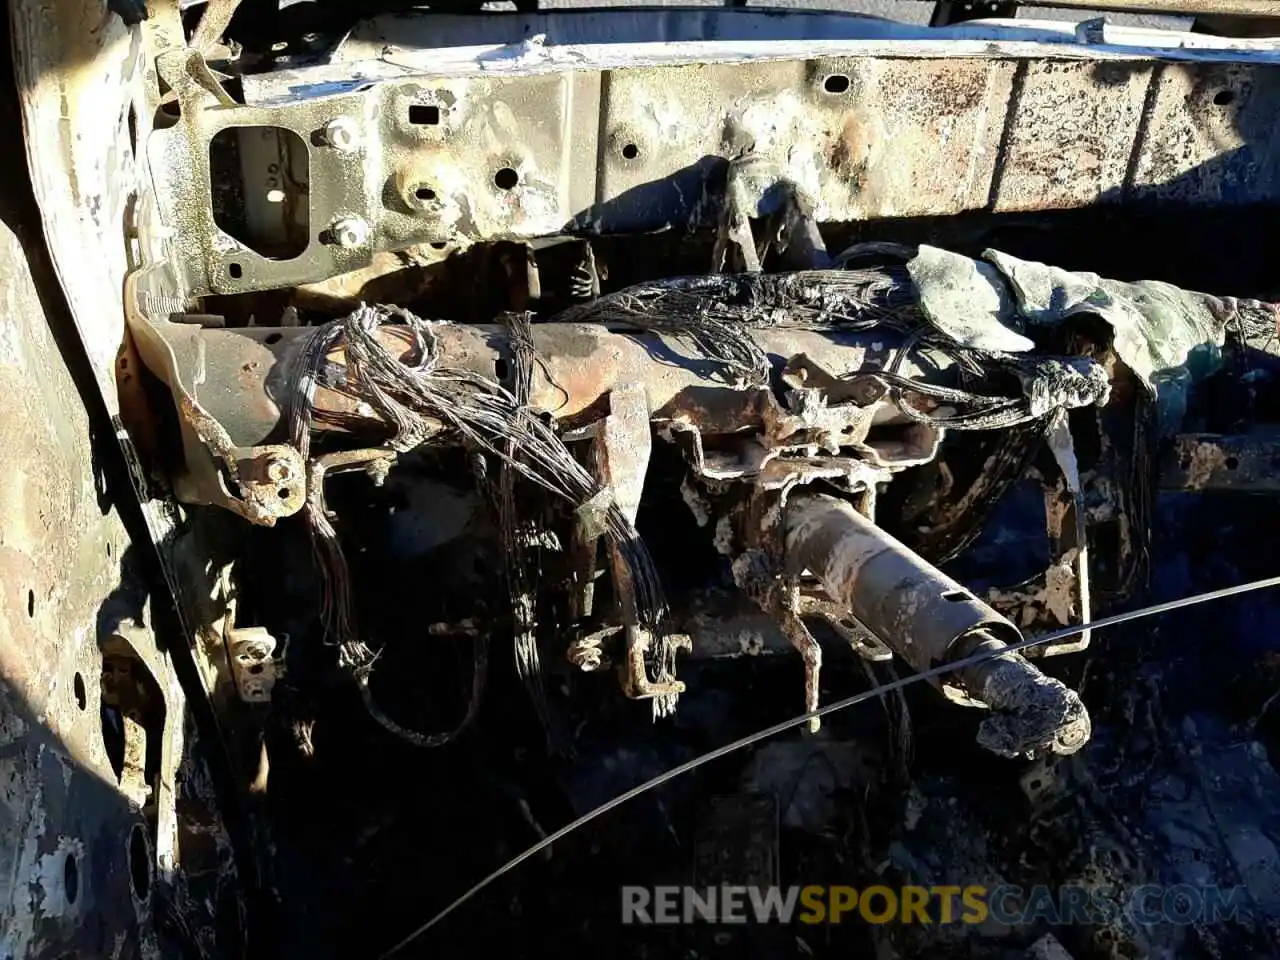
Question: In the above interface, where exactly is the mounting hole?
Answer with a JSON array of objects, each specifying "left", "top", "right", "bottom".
[
  {"left": 106, "top": 541, "right": 112, "bottom": 559},
  {"left": 128, "top": 825, "right": 151, "bottom": 900},
  {"left": 27, "top": 590, "right": 34, "bottom": 618},
  {"left": 415, "top": 186, "right": 437, "bottom": 201},
  {"left": 64, "top": 853, "right": 79, "bottom": 905},
  {"left": 73, "top": 673, "right": 87, "bottom": 711},
  {"left": 941, "top": 589, "right": 968, "bottom": 602},
  {"left": 277, "top": 487, "right": 291, "bottom": 500},
  {"left": 1225, "top": 456, "right": 1240, "bottom": 470},
  {"left": 248, "top": 663, "right": 264, "bottom": 675},
  {"left": 1214, "top": 89, "right": 1235, "bottom": 106},
  {"left": 227, "top": 262, "right": 243, "bottom": 279},
  {"left": 493, "top": 167, "right": 519, "bottom": 191},
  {"left": 621, "top": 142, "right": 639, "bottom": 160},
  {"left": 823, "top": 74, "right": 851, "bottom": 94},
  {"left": 264, "top": 333, "right": 283, "bottom": 345},
  {"left": 409, "top": 103, "right": 441, "bottom": 125},
  {"left": 430, "top": 241, "right": 448, "bottom": 250},
  {"left": 1029, "top": 778, "right": 1043, "bottom": 791}
]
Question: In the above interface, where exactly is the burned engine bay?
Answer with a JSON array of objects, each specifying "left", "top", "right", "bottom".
[{"left": 92, "top": 6, "right": 1280, "bottom": 960}]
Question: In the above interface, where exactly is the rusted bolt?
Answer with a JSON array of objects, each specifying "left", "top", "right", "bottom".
[
  {"left": 329, "top": 216, "right": 370, "bottom": 248},
  {"left": 323, "top": 117, "right": 359, "bottom": 151},
  {"left": 266, "top": 459, "right": 292, "bottom": 482}
]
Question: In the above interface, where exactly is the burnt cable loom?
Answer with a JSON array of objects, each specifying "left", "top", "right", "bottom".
[{"left": 286, "top": 303, "right": 667, "bottom": 745}]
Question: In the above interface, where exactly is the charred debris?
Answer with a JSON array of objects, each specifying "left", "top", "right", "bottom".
[{"left": 162, "top": 166, "right": 1280, "bottom": 958}]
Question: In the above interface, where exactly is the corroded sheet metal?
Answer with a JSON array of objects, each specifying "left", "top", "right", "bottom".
[
  {"left": 0, "top": 202, "right": 164, "bottom": 954},
  {"left": 153, "top": 43, "right": 1280, "bottom": 297}
]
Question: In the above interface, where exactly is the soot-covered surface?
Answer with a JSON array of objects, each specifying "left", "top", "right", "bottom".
[{"left": 241, "top": 484, "right": 1280, "bottom": 960}]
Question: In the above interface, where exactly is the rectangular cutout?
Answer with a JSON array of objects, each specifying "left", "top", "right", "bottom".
[{"left": 409, "top": 104, "right": 440, "bottom": 125}]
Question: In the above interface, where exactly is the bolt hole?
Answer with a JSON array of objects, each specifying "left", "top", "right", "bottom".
[
  {"left": 415, "top": 186, "right": 436, "bottom": 201},
  {"left": 493, "top": 167, "right": 519, "bottom": 191},
  {"left": 27, "top": 590, "right": 34, "bottom": 618},
  {"left": 1214, "top": 90, "right": 1235, "bottom": 106},
  {"left": 106, "top": 541, "right": 112, "bottom": 559},
  {"left": 409, "top": 104, "right": 441, "bottom": 125},
  {"left": 128, "top": 824, "right": 151, "bottom": 900},
  {"left": 248, "top": 663, "right": 265, "bottom": 675},
  {"left": 264, "top": 333, "right": 283, "bottom": 345},
  {"left": 277, "top": 487, "right": 291, "bottom": 500},
  {"left": 494, "top": 358, "right": 510, "bottom": 380},
  {"left": 621, "top": 142, "right": 639, "bottom": 160},
  {"left": 1225, "top": 456, "right": 1240, "bottom": 470},
  {"left": 430, "top": 241, "right": 448, "bottom": 250},
  {"left": 823, "top": 74, "right": 851, "bottom": 94},
  {"left": 73, "top": 673, "right": 87, "bottom": 711},
  {"left": 941, "top": 589, "right": 968, "bottom": 602},
  {"left": 1029, "top": 778, "right": 1043, "bottom": 791},
  {"left": 64, "top": 853, "right": 79, "bottom": 905},
  {"left": 228, "top": 262, "right": 243, "bottom": 279}
]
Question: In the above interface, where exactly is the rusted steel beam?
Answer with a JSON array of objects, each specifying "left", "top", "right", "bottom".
[
  {"left": 784, "top": 493, "right": 1091, "bottom": 757},
  {"left": 187, "top": 323, "right": 917, "bottom": 447},
  {"left": 1160, "top": 430, "right": 1280, "bottom": 491}
]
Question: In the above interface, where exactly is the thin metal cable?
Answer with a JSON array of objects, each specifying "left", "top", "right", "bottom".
[{"left": 377, "top": 573, "right": 1280, "bottom": 959}]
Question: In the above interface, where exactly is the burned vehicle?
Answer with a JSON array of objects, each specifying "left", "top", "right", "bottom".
[{"left": 5, "top": 1, "right": 1280, "bottom": 958}]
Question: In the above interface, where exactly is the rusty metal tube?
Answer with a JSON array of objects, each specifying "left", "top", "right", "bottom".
[
  {"left": 183, "top": 322, "right": 931, "bottom": 447},
  {"left": 784, "top": 493, "right": 1090, "bottom": 757}
]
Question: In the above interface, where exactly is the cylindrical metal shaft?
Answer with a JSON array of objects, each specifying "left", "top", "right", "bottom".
[{"left": 784, "top": 493, "right": 1090, "bottom": 757}]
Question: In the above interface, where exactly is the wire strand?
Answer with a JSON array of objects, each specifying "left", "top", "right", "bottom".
[{"left": 376, "top": 573, "right": 1280, "bottom": 958}]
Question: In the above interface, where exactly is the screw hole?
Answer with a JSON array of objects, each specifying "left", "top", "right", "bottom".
[
  {"left": 277, "top": 487, "right": 291, "bottom": 500},
  {"left": 409, "top": 104, "right": 441, "bottom": 125},
  {"left": 248, "top": 663, "right": 265, "bottom": 675},
  {"left": 493, "top": 167, "right": 519, "bottom": 191},
  {"left": 823, "top": 74, "right": 851, "bottom": 94},
  {"left": 1214, "top": 90, "right": 1235, "bottom": 106},
  {"left": 27, "top": 590, "right": 34, "bottom": 618},
  {"left": 1225, "top": 456, "right": 1240, "bottom": 470},
  {"left": 227, "top": 262, "right": 243, "bottom": 279},
  {"left": 73, "top": 673, "right": 87, "bottom": 711},
  {"left": 1029, "top": 778, "right": 1043, "bottom": 791},
  {"left": 621, "top": 142, "right": 639, "bottom": 160},
  {"left": 128, "top": 824, "right": 151, "bottom": 900},
  {"left": 64, "top": 853, "right": 79, "bottom": 905},
  {"left": 415, "top": 186, "right": 436, "bottom": 201},
  {"left": 264, "top": 333, "right": 283, "bottom": 345}
]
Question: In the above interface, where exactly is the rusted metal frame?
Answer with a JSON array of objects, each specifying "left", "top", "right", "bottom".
[
  {"left": 593, "top": 384, "right": 687, "bottom": 707},
  {"left": 153, "top": 45, "right": 1280, "bottom": 304},
  {"left": 124, "top": 266, "right": 307, "bottom": 527},
  {"left": 1159, "top": 429, "right": 1280, "bottom": 491},
  {"left": 186, "top": 322, "right": 916, "bottom": 449}
]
